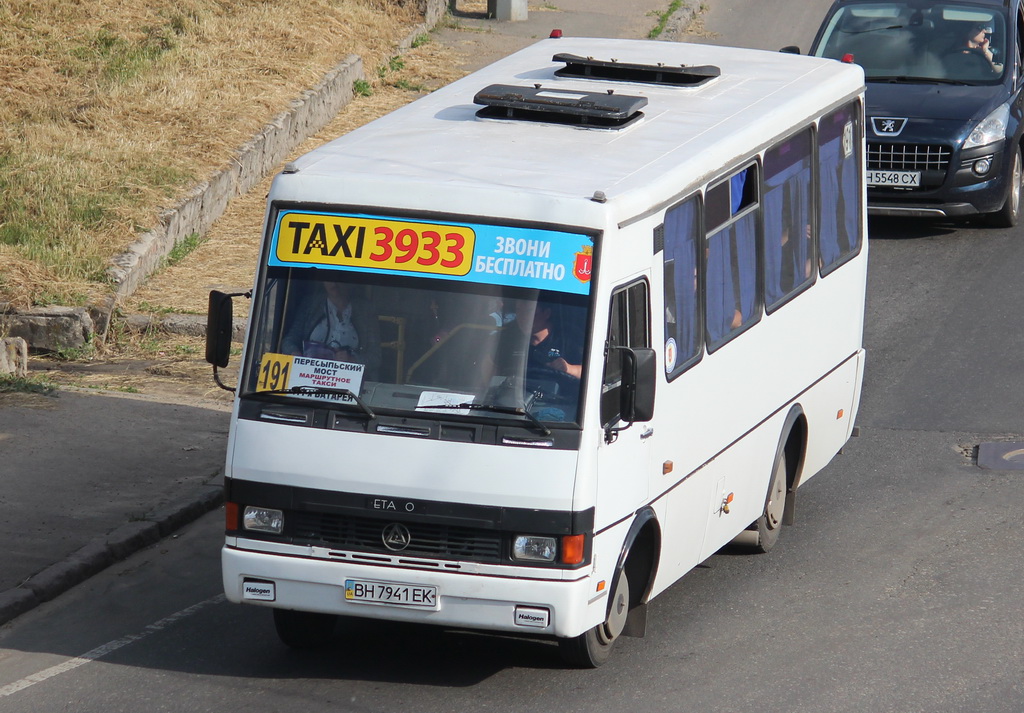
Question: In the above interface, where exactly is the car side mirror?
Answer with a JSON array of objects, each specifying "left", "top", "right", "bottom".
[
  {"left": 605, "top": 346, "right": 656, "bottom": 442},
  {"left": 779, "top": 46, "right": 801, "bottom": 54},
  {"left": 620, "top": 347, "right": 656, "bottom": 423},
  {"left": 206, "top": 290, "right": 235, "bottom": 368},
  {"left": 206, "top": 289, "right": 250, "bottom": 392}
]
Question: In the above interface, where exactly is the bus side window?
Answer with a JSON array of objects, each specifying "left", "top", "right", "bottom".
[
  {"left": 601, "top": 280, "right": 650, "bottom": 426},
  {"left": 705, "top": 164, "right": 761, "bottom": 351},
  {"left": 663, "top": 195, "right": 702, "bottom": 379},
  {"left": 763, "top": 128, "right": 815, "bottom": 310},
  {"left": 818, "top": 101, "right": 863, "bottom": 274}
]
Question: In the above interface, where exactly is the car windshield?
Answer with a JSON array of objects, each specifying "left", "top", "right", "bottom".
[
  {"left": 813, "top": 2, "right": 1006, "bottom": 84},
  {"left": 241, "top": 209, "right": 596, "bottom": 427}
]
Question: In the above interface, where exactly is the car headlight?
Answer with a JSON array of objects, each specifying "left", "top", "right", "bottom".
[
  {"left": 512, "top": 535, "right": 557, "bottom": 562},
  {"left": 964, "top": 103, "right": 1010, "bottom": 150},
  {"left": 243, "top": 506, "right": 284, "bottom": 534}
]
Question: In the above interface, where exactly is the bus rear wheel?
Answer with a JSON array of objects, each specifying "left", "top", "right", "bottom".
[
  {"left": 273, "top": 608, "right": 338, "bottom": 649},
  {"left": 734, "top": 450, "right": 788, "bottom": 553},
  {"left": 558, "top": 568, "right": 630, "bottom": 668},
  {"left": 752, "top": 451, "right": 787, "bottom": 553}
]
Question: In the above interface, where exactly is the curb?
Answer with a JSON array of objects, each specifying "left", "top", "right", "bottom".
[{"left": 0, "top": 484, "right": 223, "bottom": 627}]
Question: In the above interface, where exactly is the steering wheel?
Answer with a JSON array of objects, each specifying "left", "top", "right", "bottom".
[
  {"left": 943, "top": 48, "right": 997, "bottom": 78},
  {"left": 525, "top": 364, "right": 580, "bottom": 402}
]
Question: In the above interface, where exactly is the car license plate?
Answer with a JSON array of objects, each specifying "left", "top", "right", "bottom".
[
  {"left": 344, "top": 578, "right": 438, "bottom": 609},
  {"left": 867, "top": 170, "right": 921, "bottom": 187}
]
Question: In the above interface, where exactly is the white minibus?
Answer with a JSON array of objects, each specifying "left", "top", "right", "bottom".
[{"left": 206, "top": 36, "right": 867, "bottom": 667}]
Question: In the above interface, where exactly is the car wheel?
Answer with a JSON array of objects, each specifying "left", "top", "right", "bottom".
[{"left": 989, "top": 145, "right": 1023, "bottom": 228}]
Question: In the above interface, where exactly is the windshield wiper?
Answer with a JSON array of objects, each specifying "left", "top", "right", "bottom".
[
  {"left": 873, "top": 75, "right": 971, "bottom": 85},
  {"left": 842, "top": 24, "right": 903, "bottom": 35},
  {"left": 254, "top": 385, "right": 375, "bottom": 419},
  {"left": 423, "top": 403, "right": 552, "bottom": 436}
]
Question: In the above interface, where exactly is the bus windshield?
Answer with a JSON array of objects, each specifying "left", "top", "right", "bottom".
[{"left": 244, "top": 267, "right": 591, "bottom": 426}]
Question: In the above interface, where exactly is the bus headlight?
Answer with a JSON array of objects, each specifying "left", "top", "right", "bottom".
[
  {"left": 512, "top": 535, "right": 557, "bottom": 562},
  {"left": 243, "top": 506, "right": 284, "bottom": 534}
]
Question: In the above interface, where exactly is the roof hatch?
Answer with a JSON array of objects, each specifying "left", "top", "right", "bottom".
[
  {"left": 473, "top": 84, "right": 647, "bottom": 128},
  {"left": 552, "top": 52, "right": 720, "bottom": 87}
]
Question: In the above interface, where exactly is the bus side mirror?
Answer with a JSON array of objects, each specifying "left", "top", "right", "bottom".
[
  {"left": 779, "top": 46, "right": 801, "bottom": 54},
  {"left": 620, "top": 347, "right": 656, "bottom": 424},
  {"left": 206, "top": 290, "right": 235, "bottom": 368}
]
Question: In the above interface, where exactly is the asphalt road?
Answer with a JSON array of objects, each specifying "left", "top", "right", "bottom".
[{"left": 2, "top": 1, "right": 1024, "bottom": 711}]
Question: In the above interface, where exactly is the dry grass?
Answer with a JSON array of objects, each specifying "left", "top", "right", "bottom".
[{"left": 0, "top": 0, "right": 428, "bottom": 307}]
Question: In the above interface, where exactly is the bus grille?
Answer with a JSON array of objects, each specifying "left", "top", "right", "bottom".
[
  {"left": 288, "top": 511, "right": 504, "bottom": 562},
  {"left": 868, "top": 142, "right": 951, "bottom": 172}
]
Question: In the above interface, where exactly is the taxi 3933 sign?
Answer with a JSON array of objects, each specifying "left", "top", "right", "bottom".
[{"left": 274, "top": 212, "right": 474, "bottom": 276}]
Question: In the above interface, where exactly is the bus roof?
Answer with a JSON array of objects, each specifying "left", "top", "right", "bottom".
[{"left": 273, "top": 37, "right": 864, "bottom": 228}]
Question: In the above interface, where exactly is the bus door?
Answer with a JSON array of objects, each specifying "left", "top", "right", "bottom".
[{"left": 596, "top": 279, "right": 653, "bottom": 520}]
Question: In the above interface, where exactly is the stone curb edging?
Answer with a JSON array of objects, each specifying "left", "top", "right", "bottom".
[
  {"left": 0, "top": 485, "right": 223, "bottom": 626},
  {"left": 0, "top": 0, "right": 448, "bottom": 355}
]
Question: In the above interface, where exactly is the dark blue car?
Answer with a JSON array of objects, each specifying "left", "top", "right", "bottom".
[{"left": 804, "top": 0, "right": 1024, "bottom": 225}]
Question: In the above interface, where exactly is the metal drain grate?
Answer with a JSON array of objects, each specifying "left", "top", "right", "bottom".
[{"left": 977, "top": 442, "right": 1024, "bottom": 470}]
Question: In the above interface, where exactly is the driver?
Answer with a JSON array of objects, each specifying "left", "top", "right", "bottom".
[
  {"left": 525, "top": 303, "right": 582, "bottom": 379},
  {"left": 498, "top": 300, "right": 583, "bottom": 380},
  {"left": 958, "top": 23, "right": 1001, "bottom": 71}
]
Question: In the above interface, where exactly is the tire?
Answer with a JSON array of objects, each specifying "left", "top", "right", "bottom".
[
  {"left": 989, "top": 145, "right": 1023, "bottom": 228},
  {"left": 558, "top": 568, "right": 630, "bottom": 668},
  {"left": 743, "top": 450, "right": 788, "bottom": 554},
  {"left": 273, "top": 608, "right": 338, "bottom": 649}
]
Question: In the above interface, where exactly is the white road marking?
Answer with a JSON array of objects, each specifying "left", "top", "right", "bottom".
[{"left": 0, "top": 594, "right": 225, "bottom": 698}]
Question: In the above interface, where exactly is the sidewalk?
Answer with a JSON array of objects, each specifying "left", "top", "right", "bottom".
[{"left": 0, "top": 0, "right": 693, "bottom": 627}]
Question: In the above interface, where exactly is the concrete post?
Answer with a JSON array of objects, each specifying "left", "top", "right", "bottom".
[{"left": 487, "top": 0, "right": 528, "bottom": 21}]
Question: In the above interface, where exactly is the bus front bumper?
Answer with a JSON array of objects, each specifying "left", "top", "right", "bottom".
[{"left": 223, "top": 545, "right": 601, "bottom": 639}]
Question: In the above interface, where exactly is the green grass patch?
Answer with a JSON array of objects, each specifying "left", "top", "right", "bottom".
[
  {"left": 377, "top": 55, "right": 405, "bottom": 79},
  {"left": 165, "top": 232, "right": 205, "bottom": 267},
  {"left": 0, "top": 373, "right": 59, "bottom": 396},
  {"left": 65, "top": 24, "right": 178, "bottom": 85},
  {"left": 354, "top": 78, "right": 373, "bottom": 97},
  {"left": 648, "top": 0, "right": 684, "bottom": 39},
  {"left": 392, "top": 79, "right": 426, "bottom": 92},
  {"left": 52, "top": 340, "right": 96, "bottom": 362}
]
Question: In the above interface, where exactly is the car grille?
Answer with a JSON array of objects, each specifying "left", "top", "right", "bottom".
[
  {"left": 868, "top": 142, "right": 951, "bottom": 172},
  {"left": 288, "top": 510, "right": 505, "bottom": 562}
]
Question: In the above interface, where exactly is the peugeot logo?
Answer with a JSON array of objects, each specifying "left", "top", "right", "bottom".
[
  {"left": 381, "top": 523, "right": 411, "bottom": 551},
  {"left": 872, "top": 117, "right": 908, "bottom": 136}
]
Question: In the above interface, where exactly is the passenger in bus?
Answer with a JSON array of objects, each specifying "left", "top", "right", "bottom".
[{"left": 282, "top": 281, "right": 381, "bottom": 377}]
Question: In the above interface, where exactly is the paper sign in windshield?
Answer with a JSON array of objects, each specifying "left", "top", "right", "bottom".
[
  {"left": 415, "top": 390, "right": 475, "bottom": 416},
  {"left": 256, "top": 352, "right": 364, "bottom": 403}
]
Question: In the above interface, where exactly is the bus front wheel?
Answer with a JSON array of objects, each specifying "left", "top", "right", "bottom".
[
  {"left": 558, "top": 568, "right": 630, "bottom": 668},
  {"left": 273, "top": 608, "right": 338, "bottom": 649}
]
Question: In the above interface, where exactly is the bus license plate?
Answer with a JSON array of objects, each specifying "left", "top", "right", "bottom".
[
  {"left": 867, "top": 170, "right": 921, "bottom": 187},
  {"left": 344, "top": 578, "right": 438, "bottom": 609}
]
